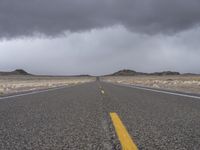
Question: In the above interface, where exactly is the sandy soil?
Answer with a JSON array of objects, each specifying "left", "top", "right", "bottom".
[
  {"left": 0, "top": 75, "right": 95, "bottom": 96},
  {"left": 102, "top": 75, "right": 200, "bottom": 94}
]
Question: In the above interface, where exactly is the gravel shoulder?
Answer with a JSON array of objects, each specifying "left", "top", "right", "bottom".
[
  {"left": 101, "top": 75, "right": 200, "bottom": 94},
  {"left": 0, "top": 75, "right": 95, "bottom": 96}
]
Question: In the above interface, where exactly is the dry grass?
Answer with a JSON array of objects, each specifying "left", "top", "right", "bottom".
[
  {"left": 102, "top": 75, "right": 200, "bottom": 94},
  {"left": 0, "top": 75, "right": 95, "bottom": 95}
]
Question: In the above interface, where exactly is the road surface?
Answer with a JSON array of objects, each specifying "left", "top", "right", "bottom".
[{"left": 0, "top": 81, "right": 200, "bottom": 150}]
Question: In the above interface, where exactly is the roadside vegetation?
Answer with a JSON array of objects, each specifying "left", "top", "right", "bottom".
[{"left": 102, "top": 75, "right": 200, "bottom": 94}]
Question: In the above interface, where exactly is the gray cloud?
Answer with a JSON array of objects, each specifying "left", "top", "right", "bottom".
[
  {"left": 1, "top": 26, "right": 200, "bottom": 75},
  {"left": 1, "top": 0, "right": 200, "bottom": 38}
]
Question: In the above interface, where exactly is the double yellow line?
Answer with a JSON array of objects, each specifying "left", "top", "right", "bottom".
[{"left": 110, "top": 113, "right": 139, "bottom": 150}]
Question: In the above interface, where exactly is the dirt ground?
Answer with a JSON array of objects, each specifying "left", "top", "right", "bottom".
[
  {"left": 0, "top": 75, "right": 95, "bottom": 96},
  {"left": 102, "top": 75, "right": 200, "bottom": 94}
]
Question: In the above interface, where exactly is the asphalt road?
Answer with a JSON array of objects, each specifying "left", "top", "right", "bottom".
[{"left": 0, "top": 81, "right": 200, "bottom": 150}]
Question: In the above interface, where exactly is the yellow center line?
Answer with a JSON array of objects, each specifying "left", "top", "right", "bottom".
[
  {"left": 110, "top": 112, "right": 139, "bottom": 150},
  {"left": 101, "top": 90, "right": 105, "bottom": 94}
]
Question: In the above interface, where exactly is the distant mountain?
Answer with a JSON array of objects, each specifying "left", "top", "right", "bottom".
[
  {"left": 111, "top": 69, "right": 146, "bottom": 76},
  {"left": 182, "top": 73, "right": 199, "bottom": 76},
  {"left": 0, "top": 69, "right": 31, "bottom": 76},
  {"left": 109, "top": 69, "right": 180, "bottom": 76},
  {"left": 150, "top": 71, "right": 180, "bottom": 76},
  {"left": 73, "top": 74, "right": 92, "bottom": 77}
]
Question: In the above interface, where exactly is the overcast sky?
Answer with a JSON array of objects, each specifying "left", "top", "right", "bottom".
[{"left": 0, "top": 0, "right": 200, "bottom": 75}]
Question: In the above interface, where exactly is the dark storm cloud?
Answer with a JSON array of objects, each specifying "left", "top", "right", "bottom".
[
  {"left": 0, "top": 0, "right": 200, "bottom": 38},
  {"left": 1, "top": 26, "right": 200, "bottom": 75}
]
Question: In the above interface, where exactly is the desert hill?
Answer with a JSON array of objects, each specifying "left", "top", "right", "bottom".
[
  {"left": 0, "top": 69, "right": 31, "bottom": 76},
  {"left": 109, "top": 69, "right": 180, "bottom": 76}
]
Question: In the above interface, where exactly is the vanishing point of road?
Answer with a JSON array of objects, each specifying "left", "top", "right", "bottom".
[{"left": 0, "top": 81, "right": 200, "bottom": 150}]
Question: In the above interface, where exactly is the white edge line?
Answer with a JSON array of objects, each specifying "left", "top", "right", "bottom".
[
  {"left": 111, "top": 83, "right": 200, "bottom": 100},
  {"left": 0, "top": 86, "right": 69, "bottom": 100}
]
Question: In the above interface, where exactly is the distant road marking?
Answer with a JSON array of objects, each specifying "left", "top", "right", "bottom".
[
  {"left": 110, "top": 112, "right": 138, "bottom": 150},
  {"left": 112, "top": 83, "right": 200, "bottom": 100},
  {"left": 101, "top": 90, "right": 105, "bottom": 94},
  {"left": 0, "top": 86, "right": 69, "bottom": 100}
]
